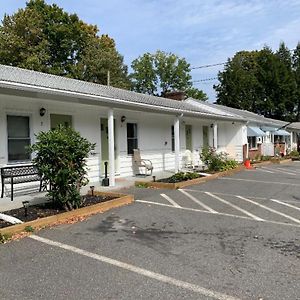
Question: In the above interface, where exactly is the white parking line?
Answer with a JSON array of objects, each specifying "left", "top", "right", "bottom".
[
  {"left": 30, "top": 235, "right": 240, "bottom": 300},
  {"left": 135, "top": 200, "right": 300, "bottom": 228},
  {"left": 255, "top": 168, "right": 274, "bottom": 174},
  {"left": 204, "top": 192, "right": 264, "bottom": 221},
  {"left": 236, "top": 196, "right": 300, "bottom": 224},
  {"left": 179, "top": 189, "right": 217, "bottom": 213},
  {"left": 160, "top": 193, "right": 181, "bottom": 208},
  {"left": 276, "top": 167, "right": 300, "bottom": 174},
  {"left": 261, "top": 167, "right": 296, "bottom": 176},
  {"left": 221, "top": 177, "right": 300, "bottom": 186},
  {"left": 270, "top": 198, "right": 300, "bottom": 212}
]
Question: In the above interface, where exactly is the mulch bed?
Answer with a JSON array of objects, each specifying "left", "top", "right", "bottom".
[
  {"left": 157, "top": 174, "right": 205, "bottom": 183},
  {"left": 0, "top": 194, "right": 115, "bottom": 229}
]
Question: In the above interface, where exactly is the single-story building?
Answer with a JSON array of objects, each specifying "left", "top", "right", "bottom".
[
  {"left": 184, "top": 99, "right": 292, "bottom": 159},
  {"left": 0, "top": 64, "right": 245, "bottom": 195}
]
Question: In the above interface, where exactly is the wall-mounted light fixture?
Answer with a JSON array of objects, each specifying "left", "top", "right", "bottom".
[
  {"left": 121, "top": 115, "right": 126, "bottom": 123},
  {"left": 210, "top": 123, "right": 214, "bottom": 128},
  {"left": 39, "top": 107, "right": 46, "bottom": 117}
]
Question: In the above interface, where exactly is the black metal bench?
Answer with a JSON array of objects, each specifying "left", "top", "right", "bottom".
[{"left": 1, "top": 164, "right": 43, "bottom": 201}]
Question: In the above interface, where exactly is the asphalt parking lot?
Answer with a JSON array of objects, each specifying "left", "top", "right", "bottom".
[{"left": 0, "top": 163, "right": 300, "bottom": 300}]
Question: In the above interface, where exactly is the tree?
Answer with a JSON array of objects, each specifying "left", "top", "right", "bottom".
[
  {"left": 0, "top": 0, "right": 129, "bottom": 88},
  {"left": 293, "top": 42, "right": 300, "bottom": 120},
  {"left": 130, "top": 50, "right": 207, "bottom": 100},
  {"left": 215, "top": 44, "right": 297, "bottom": 121},
  {"left": 30, "top": 126, "right": 95, "bottom": 211}
]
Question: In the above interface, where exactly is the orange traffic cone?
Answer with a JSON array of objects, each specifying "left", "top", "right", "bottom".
[{"left": 244, "top": 159, "right": 252, "bottom": 169}]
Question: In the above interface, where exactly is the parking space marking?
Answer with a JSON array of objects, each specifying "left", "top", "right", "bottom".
[
  {"left": 30, "top": 235, "right": 240, "bottom": 300},
  {"left": 270, "top": 198, "right": 300, "bottom": 212},
  {"left": 276, "top": 167, "right": 300, "bottom": 174},
  {"left": 179, "top": 189, "right": 217, "bottom": 213},
  {"left": 236, "top": 196, "right": 300, "bottom": 224},
  {"left": 135, "top": 200, "right": 300, "bottom": 228},
  {"left": 261, "top": 167, "right": 296, "bottom": 176},
  {"left": 160, "top": 193, "right": 181, "bottom": 208},
  {"left": 221, "top": 177, "right": 300, "bottom": 186},
  {"left": 204, "top": 192, "right": 264, "bottom": 221},
  {"left": 255, "top": 168, "right": 274, "bottom": 174}
]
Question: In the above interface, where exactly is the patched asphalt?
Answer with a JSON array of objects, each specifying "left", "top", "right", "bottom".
[{"left": 0, "top": 162, "right": 300, "bottom": 300}]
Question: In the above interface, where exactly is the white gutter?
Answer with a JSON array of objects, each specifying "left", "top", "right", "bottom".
[{"left": 0, "top": 80, "right": 244, "bottom": 122}]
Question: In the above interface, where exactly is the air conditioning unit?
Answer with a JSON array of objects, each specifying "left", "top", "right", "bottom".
[{"left": 256, "top": 136, "right": 262, "bottom": 144}]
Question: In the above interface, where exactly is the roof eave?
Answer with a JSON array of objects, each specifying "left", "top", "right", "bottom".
[{"left": 0, "top": 81, "right": 244, "bottom": 122}]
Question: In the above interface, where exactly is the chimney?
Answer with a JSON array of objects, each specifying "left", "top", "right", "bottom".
[{"left": 164, "top": 91, "right": 186, "bottom": 101}]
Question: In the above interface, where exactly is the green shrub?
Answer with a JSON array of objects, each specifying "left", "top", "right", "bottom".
[
  {"left": 30, "top": 126, "right": 95, "bottom": 211},
  {"left": 261, "top": 155, "right": 271, "bottom": 161},
  {"left": 289, "top": 149, "right": 299, "bottom": 157},
  {"left": 200, "top": 147, "right": 238, "bottom": 172},
  {"left": 162, "top": 172, "right": 201, "bottom": 183}
]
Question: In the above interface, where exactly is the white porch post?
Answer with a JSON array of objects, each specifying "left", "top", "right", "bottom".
[
  {"left": 108, "top": 108, "right": 115, "bottom": 187},
  {"left": 174, "top": 117, "right": 180, "bottom": 172},
  {"left": 290, "top": 131, "right": 293, "bottom": 150},
  {"left": 213, "top": 123, "right": 218, "bottom": 149}
]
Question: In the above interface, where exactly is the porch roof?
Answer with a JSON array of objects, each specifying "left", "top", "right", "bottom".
[
  {"left": 247, "top": 126, "right": 267, "bottom": 137},
  {"left": 0, "top": 64, "right": 242, "bottom": 121}
]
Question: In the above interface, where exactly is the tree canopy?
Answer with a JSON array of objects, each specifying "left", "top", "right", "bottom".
[
  {"left": 130, "top": 50, "right": 208, "bottom": 101},
  {"left": 0, "top": 0, "right": 130, "bottom": 88},
  {"left": 214, "top": 42, "right": 299, "bottom": 121}
]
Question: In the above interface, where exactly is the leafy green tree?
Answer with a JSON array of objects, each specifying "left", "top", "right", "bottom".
[
  {"left": 214, "top": 50, "right": 262, "bottom": 112},
  {"left": 215, "top": 44, "right": 297, "bottom": 121},
  {"left": 0, "top": 0, "right": 129, "bottom": 88},
  {"left": 30, "top": 126, "right": 95, "bottom": 211},
  {"left": 131, "top": 50, "right": 207, "bottom": 100},
  {"left": 293, "top": 43, "right": 300, "bottom": 120}
]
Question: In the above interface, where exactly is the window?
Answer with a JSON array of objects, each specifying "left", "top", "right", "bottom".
[
  {"left": 127, "top": 123, "right": 138, "bottom": 155},
  {"left": 203, "top": 126, "right": 209, "bottom": 147},
  {"left": 248, "top": 136, "right": 257, "bottom": 149},
  {"left": 171, "top": 126, "right": 175, "bottom": 152},
  {"left": 50, "top": 114, "right": 72, "bottom": 130},
  {"left": 7, "top": 115, "right": 31, "bottom": 162}
]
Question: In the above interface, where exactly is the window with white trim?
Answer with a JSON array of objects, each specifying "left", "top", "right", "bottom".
[
  {"left": 7, "top": 115, "right": 31, "bottom": 162},
  {"left": 248, "top": 136, "right": 257, "bottom": 149},
  {"left": 127, "top": 123, "right": 138, "bottom": 155}
]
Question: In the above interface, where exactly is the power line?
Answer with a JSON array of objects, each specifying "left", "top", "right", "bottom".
[
  {"left": 191, "top": 48, "right": 297, "bottom": 70},
  {"left": 192, "top": 77, "right": 218, "bottom": 83},
  {"left": 191, "top": 62, "right": 225, "bottom": 70}
]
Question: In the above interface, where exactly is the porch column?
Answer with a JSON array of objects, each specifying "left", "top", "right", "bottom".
[
  {"left": 108, "top": 108, "right": 115, "bottom": 187},
  {"left": 290, "top": 131, "right": 293, "bottom": 150},
  {"left": 213, "top": 123, "right": 218, "bottom": 149},
  {"left": 174, "top": 117, "right": 180, "bottom": 172}
]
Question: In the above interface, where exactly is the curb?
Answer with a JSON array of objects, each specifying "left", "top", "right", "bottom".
[
  {"left": 252, "top": 158, "right": 292, "bottom": 167},
  {"left": 135, "top": 166, "right": 245, "bottom": 190},
  {"left": 0, "top": 191, "right": 134, "bottom": 237}
]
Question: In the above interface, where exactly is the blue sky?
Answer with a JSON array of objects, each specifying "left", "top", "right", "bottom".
[{"left": 1, "top": 0, "right": 300, "bottom": 101}]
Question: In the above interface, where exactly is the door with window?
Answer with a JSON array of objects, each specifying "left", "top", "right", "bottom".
[
  {"left": 7, "top": 115, "right": 31, "bottom": 162},
  {"left": 127, "top": 123, "right": 138, "bottom": 155},
  {"left": 203, "top": 126, "right": 209, "bottom": 147},
  {"left": 185, "top": 125, "right": 192, "bottom": 151}
]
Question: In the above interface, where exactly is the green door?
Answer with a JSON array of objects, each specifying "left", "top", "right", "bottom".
[
  {"left": 203, "top": 126, "right": 209, "bottom": 147},
  {"left": 185, "top": 125, "right": 192, "bottom": 151},
  {"left": 101, "top": 118, "right": 117, "bottom": 175}
]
